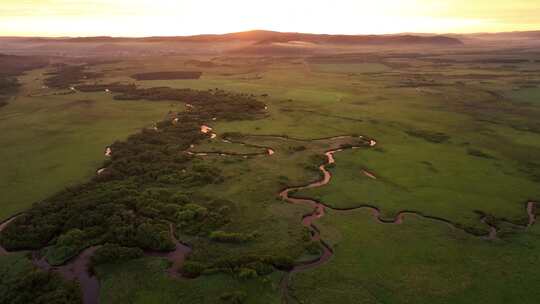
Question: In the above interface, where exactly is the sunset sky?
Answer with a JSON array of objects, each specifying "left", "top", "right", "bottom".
[{"left": 1, "top": 0, "right": 539, "bottom": 37}]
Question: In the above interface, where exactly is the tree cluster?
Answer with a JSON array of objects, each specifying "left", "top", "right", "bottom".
[
  {"left": 0, "top": 85, "right": 267, "bottom": 270},
  {"left": 0, "top": 268, "right": 81, "bottom": 304},
  {"left": 131, "top": 71, "right": 202, "bottom": 80},
  {"left": 44, "top": 64, "right": 101, "bottom": 89}
]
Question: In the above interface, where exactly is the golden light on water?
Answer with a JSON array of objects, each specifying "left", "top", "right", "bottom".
[{"left": 1, "top": 0, "right": 539, "bottom": 36}]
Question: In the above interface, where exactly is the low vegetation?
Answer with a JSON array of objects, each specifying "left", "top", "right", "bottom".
[
  {"left": 405, "top": 129, "right": 451, "bottom": 143},
  {"left": 0, "top": 253, "right": 81, "bottom": 304},
  {"left": 209, "top": 230, "right": 259, "bottom": 243},
  {"left": 1, "top": 41, "right": 540, "bottom": 303},
  {"left": 44, "top": 64, "right": 102, "bottom": 89},
  {"left": 0, "top": 85, "right": 269, "bottom": 269},
  {"left": 90, "top": 244, "right": 144, "bottom": 270},
  {"left": 0, "top": 54, "right": 48, "bottom": 107},
  {"left": 131, "top": 71, "right": 202, "bottom": 80},
  {"left": 0, "top": 77, "right": 20, "bottom": 94}
]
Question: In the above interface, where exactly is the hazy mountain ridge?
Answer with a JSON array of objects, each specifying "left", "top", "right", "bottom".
[{"left": 1, "top": 30, "right": 463, "bottom": 46}]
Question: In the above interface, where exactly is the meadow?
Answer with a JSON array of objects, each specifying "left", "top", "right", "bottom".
[
  {"left": 0, "top": 43, "right": 539, "bottom": 303},
  {"left": 0, "top": 69, "right": 181, "bottom": 221}
]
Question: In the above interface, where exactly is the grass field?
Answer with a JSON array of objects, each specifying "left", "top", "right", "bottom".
[
  {"left": 0, "top": 47, "right": 539, "bottom": 303},
  {"left": 509, "top": 87, "right": 540, "bottom": 105},
  {"left": 309, "top": 63, "right": 391, "bottom": 74},
  {"left": 0, "top": 69, "right": 181, "bottom": 221},
  {"left": 96, "top": 258, "right": 283, "bottom": 304},
  {"left": 290, "top": 209, "right": 540, "bottom": 304}
]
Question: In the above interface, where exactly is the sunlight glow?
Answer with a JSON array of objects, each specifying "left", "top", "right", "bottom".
[{"left": 1, "top": 0, "right": 539, "bottom": 36}]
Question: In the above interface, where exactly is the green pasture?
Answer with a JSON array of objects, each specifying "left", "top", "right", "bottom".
[
  {"left": 290, "top": 209, "right": 540, "bottom": 304},
  {"left": 0, "top": 69, "right": 181, "bottom": 220},
  {"left": 0, "top": 50, "right": 539, "bottom": 303},
  {"left": 309, "top": 63, "right": 391, "bottom": 74},
  {"left": 97, "top": 258, "right": 283, "bottom": 304}
]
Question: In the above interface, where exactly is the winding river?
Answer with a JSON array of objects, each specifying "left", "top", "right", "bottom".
[
  {"left": 32, "top": 247, "right": 100, "bottom": 304},
  {"left": 0, "top": 131, "right": 538, "bottom": 304},
  {"left": 276, "top": 139, "right": 538, "bottom": 302},
  {"left": 0, "top": 221, "right": 191, "bottom": 304},
  {"left": 145, "top": 224, "right": 192, "bottom": 278}
]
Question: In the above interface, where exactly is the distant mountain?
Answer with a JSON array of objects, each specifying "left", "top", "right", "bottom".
[
  {"left": 248, "top": 31, "right": 462, "bottom": 45},
  {"left": 459, "top": 31, "right": 540, "bottom": 40},
  {"left": 7, "top": 30, "right": 463, "bottom": 46}
]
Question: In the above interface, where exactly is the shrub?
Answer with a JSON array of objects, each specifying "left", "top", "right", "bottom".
[
  {"left": 289, "top": 145, "right": 307, "bottom": 152},
  {"left": 182, "top": 261, "right": 206, "bottom": 278},
  {"left": 1, "top": 269, "right": 81, "bottom": 304},
  {"left": 0, "top": 83, "right": 266, "bottom": 275},
  {"left": 44, "top": 229, "right": 88, "bottom": 265},
  {"left": 305, "top": 241, "right": 322, "bottom": 255},
  {"left": 209, "top": 231, "right": 257, "bottom": 243},
  {"left": 237, "top": 267, "right": 257, "bottom": 280},
  {"left": 219, "top": 291, "right": 247, "bottom": 304},
  {"left": 90, "top": 244, "right": 143, "bottom": 269},
  {"left": 245, "top": 261, "right": 274, "bottom": 276},
  {"left": 170, "top": 192, "right": 191, "bottom": 205},
  {"left": 270, "top": 256, "right": 295, "bottom": 271},
  {"left": 131, "top": 71, "right": 202, "bottom": 81},
  {"left": 405, "top": 129, "right": 450, "bottom": 143},
  {"left": 467, "top": 148, "right": 495, "bottom": 159},
  {"left": 135, "top": 223, "right": 175, "bottom": 251}
]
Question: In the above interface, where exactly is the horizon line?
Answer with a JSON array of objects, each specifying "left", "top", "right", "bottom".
[{"left": 1, "top": 28, "right": 539, "bottom": 39}]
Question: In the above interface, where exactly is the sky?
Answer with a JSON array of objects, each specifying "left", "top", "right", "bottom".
[{"left": 1, "top": 0, "right": 539, "bottom": 37}]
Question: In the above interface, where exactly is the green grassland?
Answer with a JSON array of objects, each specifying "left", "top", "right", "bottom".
[
  {"left": 109, "top": 54, "right": 540, "bottom": 231},
  {"left": 0, "top": 69, "right": 182, "bottom": 220},
  {"left": 0, "top": 48, "right": 539, "bottom": 303},
  {"left": 509, "top": 87, "right": 540, "bottom": 105},
  {"left": 309, "top": 63, "right": 391, "bottom": 74},
  {"left": 290, "top": 209, "right": 540, "bottom": 304},
  {"left": 96, "top": 258, "right": 283, "bottom": 304}
]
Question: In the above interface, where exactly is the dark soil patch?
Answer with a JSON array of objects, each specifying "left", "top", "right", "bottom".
[{"left": 467, "top": 148, "right": 496, "bottom": 159}]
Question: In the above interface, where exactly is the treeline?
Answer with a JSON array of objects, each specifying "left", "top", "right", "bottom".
[
  {"left": 0, "top": 54, "right": 48, "bottom": 77},
  {"left": 0, "top": 54, "right": 49, "bottom": 107},
  {"left": 0, "top": 77, "right": 20, "bottom": 94},
  {"left": 405, "top": 129, "right": 450, "bottom": 143},
  {"left": 131, "top": 71, "right": 202, "bottom": 80},
  {"left": 0, "top": 97, "right": 8, "bottom": 108},
  {"left": 0, "top": 255, "right": 81, "bottom": 304},
  {"left": 89, "top": 244, "right": 143, "bottom": 271},
  {"left": 0, "top": 85, "right": 270, "bottom": 274},
  {"left": 1, "top": 271, "right": 81, "bottom": 304},
  {"left": 44, "top": 64, "right": 102, "bottom": 89},
  {"left": 75, "top": 84, "right": 267, "bottom": 121},
  {"left": 182, "top": 253, "right": 295, "bottom": 278},
  {"left": 182, "top": 226, "right": 316, "bottom": 279}
]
